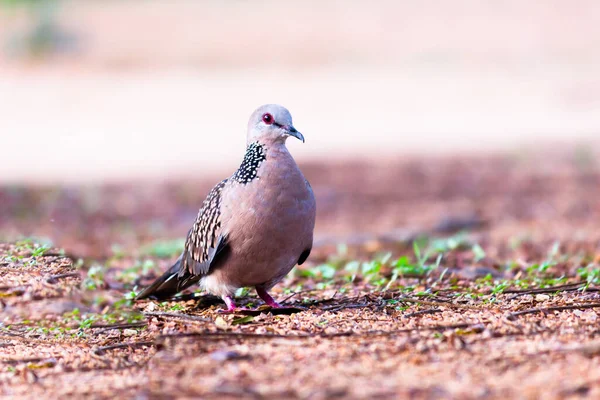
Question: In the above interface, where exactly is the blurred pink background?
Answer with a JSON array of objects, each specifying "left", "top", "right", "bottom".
[{"left": 1, "top": 0, "right": 599, "bottom": 183}]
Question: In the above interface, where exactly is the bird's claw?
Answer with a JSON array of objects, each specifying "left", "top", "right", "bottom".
[{"left": 266, "top": 301, "right": 283, "bottom": 309}]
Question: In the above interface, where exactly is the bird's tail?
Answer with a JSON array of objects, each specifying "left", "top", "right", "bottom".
[{"left": 135, "top": 254, "right": 199, "bottom": 300}]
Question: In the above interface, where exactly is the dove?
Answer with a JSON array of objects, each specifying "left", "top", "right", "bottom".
[{"left": 136, "top": 104, "right": 316, "bottom": 312}]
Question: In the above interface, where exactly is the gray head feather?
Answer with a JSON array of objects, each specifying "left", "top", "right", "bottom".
[{"left": 246, "top": 104, "right": 304, "bottom": 144}]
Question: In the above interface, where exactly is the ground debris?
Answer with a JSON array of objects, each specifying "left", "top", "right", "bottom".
[{"left": 4, "top": 153, "right": 600, "bottom": 398}]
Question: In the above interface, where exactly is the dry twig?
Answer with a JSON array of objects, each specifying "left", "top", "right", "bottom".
[
  {"left": 404, "top": 308, "right": 443, "bottom": 318},
  {"left": 91, "top": 321, "right": 148, "bottom": 333},
  {"left": 144, "top": 311, "right": 211, "bottom": 322},
  {"left": 46, "top": 272, "right": 81, "bottom": 284},
  {"left": 94, "top": 341, "right": 155, "bottom": 355},
  {"left": 507, "top": 302, "right": 600, "bottom": 320}
]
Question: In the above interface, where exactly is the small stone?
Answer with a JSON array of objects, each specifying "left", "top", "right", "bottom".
[
  {"left": 535, "top": 294, "right": 550, "bottom": 302},
  {"left": 520, "top": 295, "right": 534, "bottom": 303},
  {"left": 123, "top": 329, "right": 137, "bottom": 337},
  {"left": 215, "top": 316, "right": 228, "bottom": 330}
]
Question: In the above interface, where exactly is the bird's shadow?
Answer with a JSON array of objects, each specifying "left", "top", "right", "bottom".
[
  {"left": 157, "top": 293, "right": 306, "bottom": 315},
  {"left": 232, "top": 305, "right": 307, "bottom": 316}
]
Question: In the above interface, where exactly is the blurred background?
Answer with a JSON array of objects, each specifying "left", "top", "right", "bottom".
[{"left": 1, "top": 0, "right": 600, "bottom": 256}]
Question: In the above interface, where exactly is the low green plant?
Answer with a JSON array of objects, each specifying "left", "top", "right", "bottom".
[
  {"left": 577, "top": 264, "right": 600, "bottom": 291},
  {"left": 117, "top": 259, "right": 158, "bottom": 284},
  {"left": 141, "top": 239, "right": 185, "bottom": 258},
  {"left": 526, "top": 241, "right": 560, "bottom": 274},
  {"left": 82, "top": 265, "right": 106, "bottom": 290}
]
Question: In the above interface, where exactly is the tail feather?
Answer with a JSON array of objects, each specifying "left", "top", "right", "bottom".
[{"left": 135, "top": 254, "right": 200, "bottom": 300}]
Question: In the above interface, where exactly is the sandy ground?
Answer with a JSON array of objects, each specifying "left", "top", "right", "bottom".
[{"left": 2, "top": 152, "right": 600, "bottom": 398}]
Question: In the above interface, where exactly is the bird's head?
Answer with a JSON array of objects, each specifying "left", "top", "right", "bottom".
[{"left": 246, "top": 104, "right": 304, "bottom": 145}]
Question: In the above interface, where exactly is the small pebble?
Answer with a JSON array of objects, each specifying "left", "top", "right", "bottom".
[
  {"left": 123, "top": 329, "right": 137, "bottom": 337},
  {"left": 214, "top": 316, "right": 228, "bottom": 330},
  {"left": 535, "top": 294, "right": 550, "bottom": 302}
]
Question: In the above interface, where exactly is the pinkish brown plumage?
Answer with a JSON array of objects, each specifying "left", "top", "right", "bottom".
[{"left": 136, "top": 105, "right": 316, "bottom": 311}]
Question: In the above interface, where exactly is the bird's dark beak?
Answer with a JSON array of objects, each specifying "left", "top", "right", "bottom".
[{"left": 287, "top": 126, "right": 304, "bottom": 143}]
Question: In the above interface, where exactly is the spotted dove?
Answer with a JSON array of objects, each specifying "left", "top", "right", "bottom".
[{"left": 136, "top": 104, "right": 316, "bottom": 311}]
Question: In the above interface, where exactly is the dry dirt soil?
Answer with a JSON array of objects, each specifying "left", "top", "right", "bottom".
[{"left": 2, "top": 149, "right": 600, "bottom": 399}]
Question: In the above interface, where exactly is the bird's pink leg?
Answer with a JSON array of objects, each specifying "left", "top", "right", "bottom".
[
  {"left": 256, "top": 286, "right": 282, "bottom": 308},
  {"left": 219, "top": 295, "right": 238, "bottom": 313}
]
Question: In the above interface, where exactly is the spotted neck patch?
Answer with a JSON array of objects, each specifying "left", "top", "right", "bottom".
[{"left": 232, "top": 142, "right": 267, "bottom": 184}]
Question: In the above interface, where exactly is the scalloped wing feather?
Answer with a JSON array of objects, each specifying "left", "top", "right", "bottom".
[{"left": 179, "top": 179, "right": 228, "bottom": 277}]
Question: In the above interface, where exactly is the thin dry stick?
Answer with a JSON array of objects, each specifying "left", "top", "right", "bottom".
[
  {"left": 46, "top": 272, "right": 81, "bottom": 283},
  {"left": 91, "top": 321, "right": 148, "bottom": 333},
  {"left": 279, "top": 291, "right": 301, "bottom": 305},
  {"left": 94, "top": 341, "right": 155, "bottom": 355},
  {"left": 2, "top": 357, "right": 59, "bottom": 366},
  {"left": 404, "top": 308, "right": 443, "bottom": 318},
  {"left": 321, "top": 303, "right": 371, "bottom": 312},
  {"left": 364, "top": 322, "right": 485, "bottom": 336},
  {"left": 158, "top": 322, "right": 485, "bottom": 342},
  {"left": 396, "top": 297, "right": 483, "bottom": 310},
  {"left": 158, "top": 331, "right": 354, "bottom": 341},
  {"left": 505, "top": 284, "right": 600, "bottom": 300},
  {"left": 144, "top": 311, "right": 211, "bottom": 322},
  {"left": 300, "top": 293, "right": 344, "bottom": 307},
  {"left": 507, "top": 302, "right": 600, "bottom": 320},
  {"left": 279, "top": 288, "right": 323, "bottom": 305},
  {"left": 502, "top": 282, "right": 585, "bottom": 294}
]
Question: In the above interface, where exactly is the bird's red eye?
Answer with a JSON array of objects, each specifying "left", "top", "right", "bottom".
[{"left": 262, "top": 113, "right": 273, "bottom": 125}]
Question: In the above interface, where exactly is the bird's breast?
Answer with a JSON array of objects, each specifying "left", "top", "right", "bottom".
[
  {"left": 227, "top": 153, "right": 315, "bottom": 230},
  {"left": 216, "top": 146, "right": 316, "bottom": 287}
]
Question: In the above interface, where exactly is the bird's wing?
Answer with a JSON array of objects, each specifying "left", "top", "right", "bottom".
[
  {"left": 179, "top": 179, "right": 229, "bottom": 277},
  {"left": 135, "top": 179, "right": 230, "bottom": 300}
]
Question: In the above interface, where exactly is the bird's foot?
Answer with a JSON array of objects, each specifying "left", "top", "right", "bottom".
[
  {"left": 256, "top": 286, "right": 283, "bottom": 308},
  {"left": 217, "top": 295, "right": 245, "bottom": 313}
]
